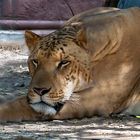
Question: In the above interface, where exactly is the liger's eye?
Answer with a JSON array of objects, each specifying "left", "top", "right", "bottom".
[
  {"left": 57, "top": 60, "right": 70, "bottom": 69},
  {"left": 32, "top": 59, "right": 38, "bottom": 67}
]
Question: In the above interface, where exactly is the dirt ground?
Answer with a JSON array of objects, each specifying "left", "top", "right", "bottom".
[{"left": 0, "top": 48, "right": 140, "bottom": 140}]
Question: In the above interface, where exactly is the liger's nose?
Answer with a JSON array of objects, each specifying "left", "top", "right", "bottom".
[{"left": 33, "top": 87, "right": 51, "bottom": 96}]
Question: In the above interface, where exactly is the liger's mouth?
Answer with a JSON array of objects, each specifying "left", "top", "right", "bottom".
[
  {"left": 27, "top": 95, "right": 65, "bottom": 112},
  {"left": 34, "top": 101, "right": 51, "bottom": 107},
  {"left": 30, "top": 100, "right": 64, "bottom": 112}
]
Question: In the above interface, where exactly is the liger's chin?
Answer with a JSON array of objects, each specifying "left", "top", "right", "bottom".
[
  {"left": 30, "top": 102, "right": 57, "bottom": 116},
  {"left": 29, "top": 101, "right": 64, "bottom": 116},
  {"left": 27, "top": 94, "right": 65, "bottom": 116}
]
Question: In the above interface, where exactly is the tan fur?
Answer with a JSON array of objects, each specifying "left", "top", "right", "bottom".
[
  {"left": 0, "top": 96, "right": 42, "bottom": 122},
  {"left": 0, "top": 7, "right": 140, "bottom": 121}
]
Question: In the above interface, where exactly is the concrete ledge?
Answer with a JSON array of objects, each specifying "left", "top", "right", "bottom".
[{"left": 0, "top": 20, "right": 65, "bottom": 30}]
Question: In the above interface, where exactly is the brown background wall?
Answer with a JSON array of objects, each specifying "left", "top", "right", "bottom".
[
  {"left": 1, "top": 0, "right": 107, "bottom": 20},
  {"left": 0, "top": 0, "right": 119, "bottom": 30}
]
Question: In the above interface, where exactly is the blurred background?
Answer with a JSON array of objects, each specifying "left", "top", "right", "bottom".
[{"left": 0, "top": 0, "right": 119, "bottom": 49}]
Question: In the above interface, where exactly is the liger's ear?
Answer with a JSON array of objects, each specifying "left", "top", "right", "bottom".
[
  {"left": 76, "top": 27, "right": 89, "bottom": 52},
  {"left": 69, "top": 22, "right": 87, "bottom": 50},
  {"left": 25, "top": 30, "right": 41, "bottom": 52},
  {"left": 76, "top": 28, "right": 87, "bottom": 48}
]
